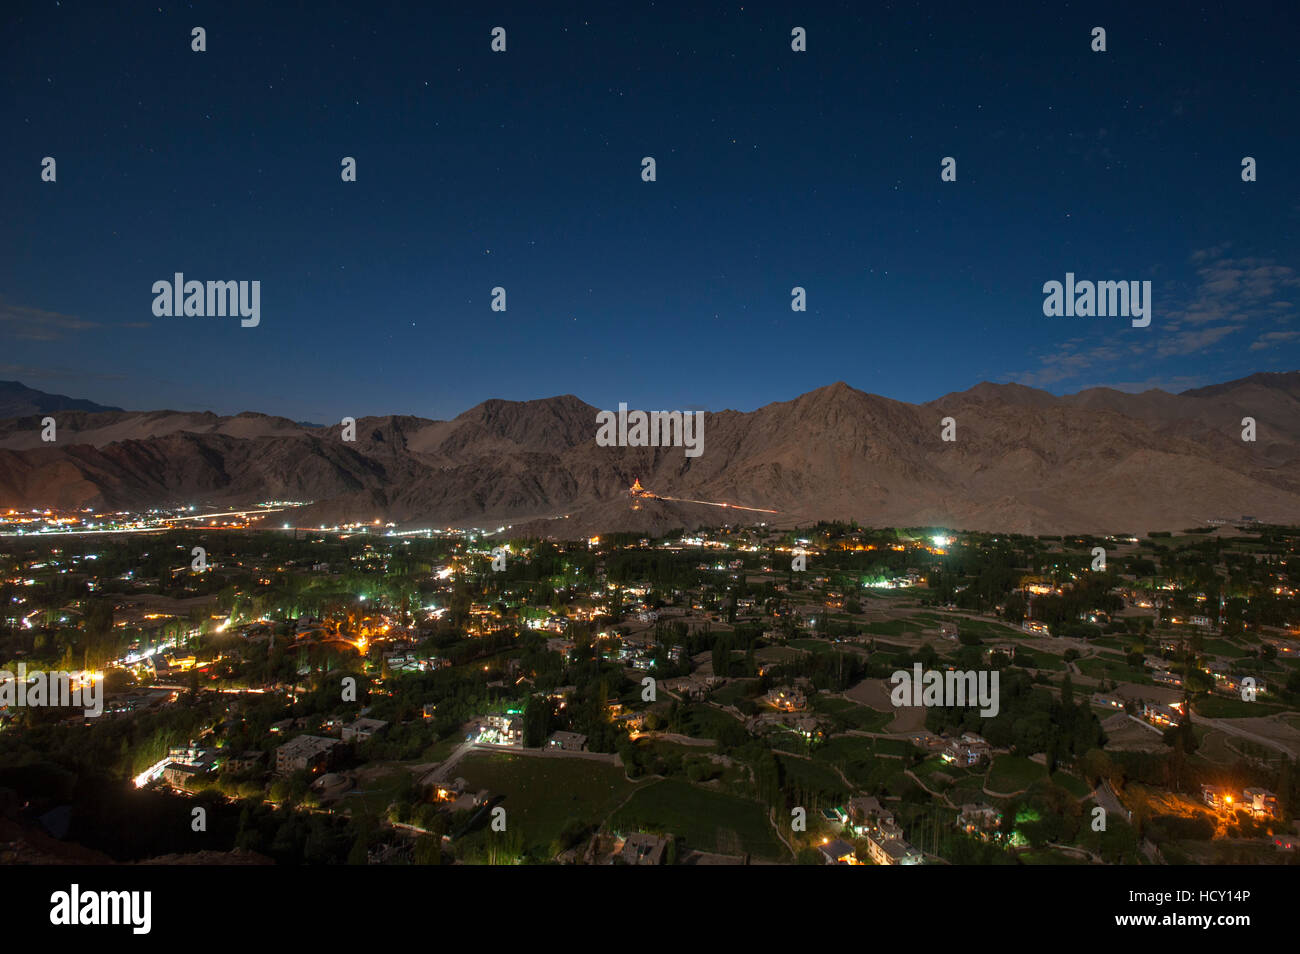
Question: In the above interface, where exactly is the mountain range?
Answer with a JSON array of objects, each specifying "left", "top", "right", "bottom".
[
  {"left": 0, "top": 380, "right": 123, "bottom": 418},
  {"left": 2, "top": 373, "right": 1299, "bottom": 535}
]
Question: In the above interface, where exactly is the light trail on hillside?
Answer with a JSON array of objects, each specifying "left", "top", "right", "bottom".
[
  {"left": 629, "top": 478, "right": 779, "bottom": 514},
  {"left": 655, "top": 494, "right": 780, "bottom": 514}
]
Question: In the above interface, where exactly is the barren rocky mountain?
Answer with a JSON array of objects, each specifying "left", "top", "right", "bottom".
[
  {"left": 1, "top": 373, "right": 1298, "bottom": 535},
  {"left": 0, "top": 380, "right": 122, "bottom": 419}
]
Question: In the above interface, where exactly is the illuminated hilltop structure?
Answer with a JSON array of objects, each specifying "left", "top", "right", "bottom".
[{"left": 629, "top": 477, "right": 654, "bottom": 510}]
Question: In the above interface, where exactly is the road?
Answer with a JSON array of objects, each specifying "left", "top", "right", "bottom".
[
  {"left": 1094, "top": 780, "right": 1132, "bottom": 825},
  {"left": 422, "top": 739, "right": 477, "bottom": 785}
]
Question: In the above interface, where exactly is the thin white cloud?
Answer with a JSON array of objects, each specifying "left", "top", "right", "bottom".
[
  {"left": 1249, "top": 330, "right": 1300, "bottom": 351},
  {"left": 1006, "top": 249, "right": 1300, "bottom": 388},
  {"left": 0, "top": 300, "right": 100, "bottom": 341}
]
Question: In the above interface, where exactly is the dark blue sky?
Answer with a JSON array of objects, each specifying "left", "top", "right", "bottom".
[{"left": 3, "top": 1, "right": 1298, "bottom": 422}]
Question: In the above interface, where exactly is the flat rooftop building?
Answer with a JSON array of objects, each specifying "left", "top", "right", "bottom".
[{"left": 275, "top": 735, "right": 340, "bottom": 775}]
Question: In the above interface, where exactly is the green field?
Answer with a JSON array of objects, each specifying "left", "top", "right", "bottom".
[
  {"left": 957, "top": 619, "right": 1027, "bottom": 641},
  {"left": 423, "top": 736, "right": 461, "bottom": 763},
  {"left": 911, "top": 762, "right": 958, "bottom": 793},
  {"left": 642, "top": 738, "right": 718, "bottom": 759},
  {"left": 862, "top": 619, "right": 927, "bottom": 636},
  {"left": 811, "top": 696, "right": 894, "bottom": 731},
  {"left": 679, "top": 704, "right": 749, "bottom": 745},
  {"left": 811, "top": 735, "right": 899, "bottom": 788},
  {"left": 911, "top": 612, "right": 947, "bottom": 624},
  {"left": 457, "top": 751, "right": 639, "bottom": 856},
  {"left": 1074, "top": 654, "right": 1145, "bottom": 681},
  {"left": 777, "top": 753, "right": 849, "bottom": 802},
  {"left": 986, "top": 755, "right": 1048, "bottom": 794},
  {"left": 811, "top": 734, "right": 876, "bottom": 764},
  {"left": 871, "top": 737, "right": 915, "bottom": 757},
  {"left": 1200, "top": 639, "right": 1251, "bottom": 658},
  {"left": 609, "top": 778, "right": 787, "bottom": 859},
  {"left": 1048, "top": 772, "right": 1093, "bottom": 799},
  {"left": 341, "top": 765, "right": 425, "bottom": 818},
  {"left": 1020, "top": 652, "right": 1069, "bottom": 672},
  {"left": 912, "top": 754, "right": 950, "bottom": 778},
  {"left": 788, "top": 638, "right": 841, "bottom": 655},
  {"left": 709, "top": 679, "right": 759, "bottom": 706},
  {"left": 769, "top": 729, "right": 812, "bottom": 754},
  {"left": 1192, "top": 695, "right": 1286, "bottom": 719}
]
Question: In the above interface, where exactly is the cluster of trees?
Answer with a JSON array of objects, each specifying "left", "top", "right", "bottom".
[
  {"left": 765, "top": 650, "right": 865, "bottom": 694},
  {"left": 925, "top": 672, "right": 1105, "bottom": 770}
]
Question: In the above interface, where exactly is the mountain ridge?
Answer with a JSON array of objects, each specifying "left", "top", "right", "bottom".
[
  {"left": 0, "top": 380, "right": 124, "bottom": 418},
  {"left": 1, "top": 373, "right": 1298, "bottom": 535}
]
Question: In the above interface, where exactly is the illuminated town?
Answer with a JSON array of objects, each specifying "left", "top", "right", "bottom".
[
  {"left": 2, "top": 511, "right": 1297, "bottom": 865},
  {"left": 4, "top": 3, "right": 1295, "bottom": 939}
]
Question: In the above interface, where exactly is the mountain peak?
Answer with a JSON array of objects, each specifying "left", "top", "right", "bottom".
[
  {"left": 930, "top": 381, "right": 1058, "bottom": 408},
  {"left": 800, "top": 381, "right": 868, "bottom": 404}
]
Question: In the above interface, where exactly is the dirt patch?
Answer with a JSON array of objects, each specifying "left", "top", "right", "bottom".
[
  {"left": 845, "top": 677, "right": 926, "bottom": 732},
  {"left": 1099, "top": 713, "right": 1166, "bottom": 752}
]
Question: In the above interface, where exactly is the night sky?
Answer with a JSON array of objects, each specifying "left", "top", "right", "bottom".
[{"left": 3, "top": 1, "right": 1297, "bottom": 423}]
